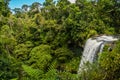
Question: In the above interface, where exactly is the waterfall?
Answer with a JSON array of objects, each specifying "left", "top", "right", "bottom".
[{"left": 78, "top": 35, "right": 118, "bottom": 74}]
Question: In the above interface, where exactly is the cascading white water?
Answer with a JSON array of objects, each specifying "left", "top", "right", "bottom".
[{"left": 78, "top": 35, "right": 118, "bottom": 74}]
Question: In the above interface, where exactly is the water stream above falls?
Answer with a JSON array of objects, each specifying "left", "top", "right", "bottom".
[{"left": 78, "top": 35, "right": 118, "bottom": 74}]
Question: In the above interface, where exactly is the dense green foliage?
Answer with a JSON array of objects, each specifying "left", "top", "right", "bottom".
[{"left": 0, "top": 0, "right": 120, "bottom": 80}]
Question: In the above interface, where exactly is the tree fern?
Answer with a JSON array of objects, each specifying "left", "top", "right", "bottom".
[{"left": 22, "top": 65, "right": 44, "bottom": 80}]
